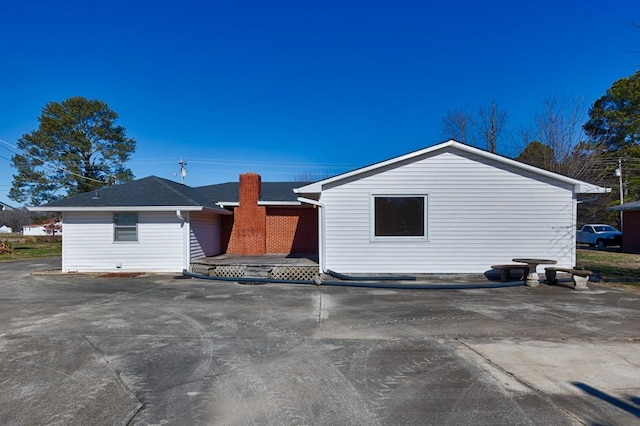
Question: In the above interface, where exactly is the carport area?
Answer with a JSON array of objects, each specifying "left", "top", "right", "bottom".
[{"left": 1, "top": 258, "right": 639, "bottom": 425}]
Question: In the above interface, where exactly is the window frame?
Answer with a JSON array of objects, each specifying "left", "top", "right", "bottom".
[
  {"left": 113, "top": 213, "right": 139, "bottom": 242},
  {"left": 370, "top": 193, "right": 429, "bottom": 241}
]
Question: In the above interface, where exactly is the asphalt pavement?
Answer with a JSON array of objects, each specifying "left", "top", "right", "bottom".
[{"left": 1, "top": 258, "right": 639, "bottom": 425}]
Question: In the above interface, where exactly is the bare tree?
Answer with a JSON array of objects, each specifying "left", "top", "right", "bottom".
[
  {"left": 441, "top": 108, "right": 475, "bottom": 145},
  {"left": 523, "top": 96, "right": 608, "bottom": 181},
  {"left": 517, "top": 97, "right": 614, "bottom": 225},
  {"left": 0, "top": 208, "right": 35, "bottom": 232},
  {"left": 477, "top": 100, "right": 507, "bottom": 153},
  {"left": 293, "top": 170, "right": 332, "bottom": 183}
]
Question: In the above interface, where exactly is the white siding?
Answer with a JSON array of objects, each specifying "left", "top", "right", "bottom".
[
  {"left": 190, "top": 211, "right": 222, "bottom": 259},
  {"left": 321, "top": 149, "right": 577, "bottom": 274},
  {"left": 62, "top": 211, "right": 187, "bottom": 272}
]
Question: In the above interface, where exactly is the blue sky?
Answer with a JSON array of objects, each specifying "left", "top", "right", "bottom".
[{"left": 1, "top": 0, "right": 639, "bottom": 207}]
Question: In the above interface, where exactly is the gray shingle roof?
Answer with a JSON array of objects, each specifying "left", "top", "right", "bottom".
[
  {"left": 39, "top": 176, "right": 227, "bottom": 211},
  {"left": 195, "top": 181, "right": 309, "bottom": 203},
  {"left": 35, "top": 176, "right": 307, "bottom": 209}
]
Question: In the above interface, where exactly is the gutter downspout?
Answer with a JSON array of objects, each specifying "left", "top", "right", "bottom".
[
  {"left": 176, "top": 210, "right": 188, "bottom": 271},
  {"left": 297, "top": 197, "right": 326, "bottom": 274}
]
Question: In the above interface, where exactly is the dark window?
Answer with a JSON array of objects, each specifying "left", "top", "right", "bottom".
[
  {"left": 594, "top": 225, "right": 617, "bottom": 232},
  {"left": 114, "top": 213, "right": 138, "bottom": 241},
  {"left": 374, "top": 196, "right": 426, "bottom": 237}
]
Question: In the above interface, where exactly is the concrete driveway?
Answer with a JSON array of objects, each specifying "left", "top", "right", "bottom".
[{"left": 1, "top": 258, "right": 639, "bottom": 425}]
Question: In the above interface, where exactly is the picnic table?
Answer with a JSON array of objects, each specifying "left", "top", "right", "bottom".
[{"left": 513, "top": 258, "right": 557, "bottom": 287}]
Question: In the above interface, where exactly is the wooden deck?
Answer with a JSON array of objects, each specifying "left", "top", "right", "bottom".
[
  {"left": 189, "top": 254, "right": 319, "bottom": 280},
  {"left": 192, "top": 254, "right": 318, "bottom": 266}
]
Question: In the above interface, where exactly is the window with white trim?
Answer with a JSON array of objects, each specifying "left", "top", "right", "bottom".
[
  {"left": 372, "top": 195, "right": 427, "bottom": 239},
  {"left": 114, "top": 213, "right": 138, "bottom": 241}
]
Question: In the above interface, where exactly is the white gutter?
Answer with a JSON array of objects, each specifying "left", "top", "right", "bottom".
[
  {"left": 176, "top": 210, "right": 189, "bottom": 271},
  {"left": 26, "top": 205, "right": 233, "bottom": 215},
  {"left": 215, "top": 201, "right": 302, "bottom": 208},
  {"left": 297, "top": 197, "right": 326, "bottom": 274}
]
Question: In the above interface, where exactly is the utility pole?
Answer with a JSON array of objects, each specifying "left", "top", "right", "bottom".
[
  {"left": 178, "top": 159, "right": 187, "bottom": 184},
  {"left": 615, "top": 157, "right": 624, "bottom": 231}
]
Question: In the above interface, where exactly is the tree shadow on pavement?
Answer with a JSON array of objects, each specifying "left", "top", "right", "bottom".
[{"left": 572, "top": 381, "right": 640, "bottom": 421}]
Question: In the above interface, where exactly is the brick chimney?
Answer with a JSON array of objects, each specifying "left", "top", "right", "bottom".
[{"left": 228, "top": 173, "right": 267, "bottom": 255}]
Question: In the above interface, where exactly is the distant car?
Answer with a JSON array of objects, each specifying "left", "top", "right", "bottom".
[{"left": 576, "top": 224, "right": 622, "bottom": 248}]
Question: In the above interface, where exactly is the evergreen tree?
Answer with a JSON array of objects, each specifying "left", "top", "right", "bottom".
[{"left": 10, "top": 97, "right": 136, "bottom": 205}]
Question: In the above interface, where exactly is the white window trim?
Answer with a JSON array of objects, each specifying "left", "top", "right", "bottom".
[
  {"left": 113, "top": 213, "right": 139, "bottom": 243},
  {"left": 369, "top": 193, "right": 429, "bottom": 242}
]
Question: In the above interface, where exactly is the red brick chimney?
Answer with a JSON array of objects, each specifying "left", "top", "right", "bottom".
[{"left": 228, "top": 173, "right": 267, "bottom": 255}]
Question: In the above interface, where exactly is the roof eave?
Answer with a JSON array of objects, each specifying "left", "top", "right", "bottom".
[
  {"left": 576, "top": 184, "right": 611, "bottom": 194},
  {"left": 606, "top": 202, "right": 640, "bottom": 212},
  {"left": 27, "top": 206, "right": 208, "bottom": 213},
  {"left": 216, "top": 201, "right": 302, "bottom": 208}
]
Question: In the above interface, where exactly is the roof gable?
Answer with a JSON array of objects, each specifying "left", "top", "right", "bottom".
[{"left": 295, "top": 140, "right": 607, "bottom": 194}]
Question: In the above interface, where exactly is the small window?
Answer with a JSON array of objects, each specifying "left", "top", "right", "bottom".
[
  {"left": 373, "top": 195, "right": 427, "bottom": 238},
  {"left": 114, "top": 213, "right": 138, "bottom": 241}
]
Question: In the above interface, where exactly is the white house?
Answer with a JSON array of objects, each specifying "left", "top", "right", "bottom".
[
  {"left": 295, "top": 140, "right": 607, "bottom": 275},
  {"left": 28, "top": 177, "right": 232, "bottom": 273},
  {"left": 29, "top": 140, "right": 607, "bottom": 275},
  {"left": 22, "top": 220, "right": 62, "bottom": 236},
  {"left": 27, "top": 175, "right": 311, "bottom": 273},
  {"left": 0, "top": 225, "right": 12, "bottom": 234}
]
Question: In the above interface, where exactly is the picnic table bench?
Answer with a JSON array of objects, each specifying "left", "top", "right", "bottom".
[
  {"left": 512, "top": 258, "right": 557, "bottom": 287},
  {"left": 545, "top": 267, "right": 592, "bottom": 291},
  {"left": 491, "top": 264, "right": 530, "bottom": 282}
]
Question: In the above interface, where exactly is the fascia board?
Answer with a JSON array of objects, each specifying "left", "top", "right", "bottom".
[
  {"left": 216, "top": 201, "right": 302, "bottom": 207},
  {"left": 27, "top": 206, "right": 207, "bottom": 212}
]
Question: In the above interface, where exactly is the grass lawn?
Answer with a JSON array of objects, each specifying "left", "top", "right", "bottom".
[
  {"left": 0, "top": 236, "right": 62, "bottom": 261},
  {"left": 576, "top": 248, "right": 640, "bottom": 291}
]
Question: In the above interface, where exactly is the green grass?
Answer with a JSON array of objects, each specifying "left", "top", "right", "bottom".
[
  {"left": 576, "top": 248, "right": 640, "bottom": 291},
  {"left": 0, "top": 236, "right": 62, "bottom": 261}
]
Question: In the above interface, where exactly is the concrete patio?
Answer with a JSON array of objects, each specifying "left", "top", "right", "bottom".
[{"left": 1, "top": 258, "right": 639, "bottom": 425}]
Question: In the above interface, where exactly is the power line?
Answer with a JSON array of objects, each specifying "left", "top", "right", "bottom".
[
  {"left": 0, "top": 138, "right": 108, "bottom": 185},
  {"left": 130, "top": 157, "right": 355, "bottom": 169}
]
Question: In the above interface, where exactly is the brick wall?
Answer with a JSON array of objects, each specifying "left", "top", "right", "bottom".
[
  {"left": 266, "top": 207, "right": 318, "bottom": 254},
  {"left": 221, "top": 173, "right": 319, "bottom": 255}
]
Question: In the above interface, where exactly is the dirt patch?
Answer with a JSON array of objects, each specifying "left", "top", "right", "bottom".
[{"left": 99, "top": 272, "right": 145, "bottom": 278}]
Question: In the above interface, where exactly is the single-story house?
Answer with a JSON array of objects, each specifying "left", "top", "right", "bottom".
[
  {"left": 29, "top": 140, "right": 607, "bottom": 274},
  {"left": 0, "top": 225, "right": 12, "bottom": 234},
  {"left": 295, "top": 140, "right": 607, "bottom": 274},
  {"left": 23, "top": 219, "right": 63, "bottom": 236},
  {"left": 607, "top": 201, "right": 640, "bottom": 252},
  {"left": 28, "top": 174, "right": 317, "bottom": 272}
]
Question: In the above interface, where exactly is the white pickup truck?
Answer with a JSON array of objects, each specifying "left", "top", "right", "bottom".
[{"left": 576, "top": 224, "right": 622, "bottom": 248}]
